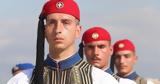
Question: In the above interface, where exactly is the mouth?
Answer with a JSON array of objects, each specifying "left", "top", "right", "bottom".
[
  {"left": 54, "top": 37, "right": 64, "bottom": 42},
  {"left": 91, "top": 58, "right": 100, "bottom": 63},
  {"left": 119, "top": 65, "right": 127, "bottom": 69}
]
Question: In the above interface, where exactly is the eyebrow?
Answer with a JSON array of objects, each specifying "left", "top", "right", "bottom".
[
  {"left": 46, "top": 18, "right": 75, "bottom": 23},
  {"left": 85, "top": 44, "right": 107, "bottom": 48}
]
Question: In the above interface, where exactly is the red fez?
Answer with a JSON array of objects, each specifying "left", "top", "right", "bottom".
[
  {"left": 113, "top": 39, "right": 135, "bottom": 53},
  {"left": 82, "top": 27, "right": 111, "bottom": 44},
  {"left": 41, "top": 0, "right": 80, "bottom": 20}
]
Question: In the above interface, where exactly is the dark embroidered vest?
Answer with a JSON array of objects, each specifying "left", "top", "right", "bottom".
[
  {"left": 43, "top": 53, "right": 93, "bottom": 84},
  {"left": 118, "top": 72, "right": 147, "bottom": 84}
]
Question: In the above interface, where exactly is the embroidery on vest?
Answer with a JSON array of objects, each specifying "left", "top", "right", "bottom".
[
  {"left": 41, "top": 60, "right": 93, "bottom": 84},
  {"left": 135, "top": 76, "right": 147, "bottom": 84},
  {"left": 112, "top": 74, "right": 121, "bottom": 82},
  {"left": 70, "top": 60, "right": 93, "bottom": 84}
]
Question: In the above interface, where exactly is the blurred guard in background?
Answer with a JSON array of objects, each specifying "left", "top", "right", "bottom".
[
  {"left": 112, "top": 39, "right": 154, "bottom": 84},
  {"left": 7, "top": 63, "right": 34, "bottom": 84},
  {"left": 12, "top": 63, "right": 34, "bottom": 76}
]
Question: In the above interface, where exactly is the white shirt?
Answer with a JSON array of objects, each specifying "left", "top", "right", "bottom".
[
  {"left": 7, "top": 67, "right": 118, "bottom": 84},
  {"left": 147, "top": 79, "right": 156, "bottom": 84},
  {"left": 7, "top": 69, "right": 33, "bottom": 84},
  {"left": 119, "top": 78, "right": 137, "bottom": 84},
  {"left": 92, "top": 67, "right": 118, "bottom": 84}
]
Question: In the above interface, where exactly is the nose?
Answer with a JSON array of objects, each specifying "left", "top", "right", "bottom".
[
  {"left": 94, "top": 46, "right": 99, "bottom": 56},
  {"left": 119, "top": 56, "right": 125, "bottom": 63},
  {"left": 55, "top": 21, "right": 63, "bottom": 34}
]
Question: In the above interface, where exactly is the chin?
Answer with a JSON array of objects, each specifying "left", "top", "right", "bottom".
[
  {"left": 53, "top": 46, "right": 65, "bottom": 51},
  {"left": 92, "top": 64, "right": 100, "bottom": 68},
  {"left": 119, "top": 70, "right": 128, "bottom": 75},
  {"left": 54, "top": 43, "right": 64, "bottom": 48}
]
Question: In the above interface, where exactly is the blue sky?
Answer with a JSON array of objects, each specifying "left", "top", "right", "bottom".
[{"left": 0, "top": 0, "right": 160, "bottom": 83}]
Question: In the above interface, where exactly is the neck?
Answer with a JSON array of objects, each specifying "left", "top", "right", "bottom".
[
  {"left": 49, "top": 44, "right": 76, "bottom": 61},
  {"left": 118, "top": 70, "right": 134, "bottom": 77},
  {"left": 101, "top": 65, "right": 109, "bottom": 71}
]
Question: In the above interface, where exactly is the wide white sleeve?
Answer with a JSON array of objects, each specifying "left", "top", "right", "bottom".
[
  {"left": 92, "top": 67, "right": 118, "bottom": 84},
  {"left": 119, "top": 78, "right": 137, "bottom": 84},
  {"left": 7, "top": 69, "right": 33, "bottom": 84},
  {"left": 147, "top": 80, "right": 155, "bottom": 84}
]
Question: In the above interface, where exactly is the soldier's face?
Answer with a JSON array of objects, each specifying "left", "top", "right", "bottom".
[
  {"left": 84, "top": 40, "right": 113, "bottom": 70},
  {"left": 45, "top": 13, "right": 81, "bottom": 52},
  {"left": 114, "top": 50, "right": 137, "bottom": 76}
]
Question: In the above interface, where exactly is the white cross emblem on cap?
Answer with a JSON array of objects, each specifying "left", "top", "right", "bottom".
[
  {"left": 56, "top": 2, "right": 64, "bottom": 9},
  {"left": 118, "top": 43, "right": 125, "bottom": 48},
  {"left": 92, "top": 33, "right": 99, "bottom": 39}
]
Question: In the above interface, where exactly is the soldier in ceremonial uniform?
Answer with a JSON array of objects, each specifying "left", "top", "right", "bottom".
[
  {"left": 11, "top": 63, "right": 34, "bottom": 76},
  {"left": 82, "top": 27, "right": 113, "bottom": 74},
  {"left": 7, "top": 63, "right": 34, "bottom": 84},
  {"left": 7, "top": 0, "right": 120, "bottom": 84},
  {"left": 112, "top": 39, "right": 154, "bottom": 84},
  {"left": 81, "top": 27, "right": 136, "bottom": 84}
]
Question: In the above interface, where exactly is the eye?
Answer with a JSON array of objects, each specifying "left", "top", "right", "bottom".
[
  {"left": 62, "top": 19, "right": 72, "bottom": 25},
  {"left": 98, "top": 45, "right": 106, "bottom": 49},
  {"left": 85, "top": 45, "right": 94, "bottom": 49},
  {"left": 46, "top": 19, "right": 56, "bottom": 26},
  {"left": 124, "top": 54, "right": 131, "bottom": 58}
]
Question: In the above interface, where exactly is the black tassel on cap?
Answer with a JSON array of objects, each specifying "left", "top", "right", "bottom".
[
  {"left": 110, "top": 54, "right": 115, "bottom": 73},
  {"left": 78, "top": 42, "right": 84, "bottom": 59},
  {"left": 30, "top": 15, "right": 45, "bottom": 84}
]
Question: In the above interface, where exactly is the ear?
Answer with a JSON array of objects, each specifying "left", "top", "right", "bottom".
[
  {"left": 109, "top": 45, "right": 113, "bottom": 56},
  {"left": 75, "top": 25, "right": 82, "bottom": 38},
  {"left": 133, "top": 54, "right": 138, "bottom": 64}
]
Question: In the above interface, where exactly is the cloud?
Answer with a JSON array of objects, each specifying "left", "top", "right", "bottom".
[{"left": 0, "top": 36, "right": 13, "bottom": 48}]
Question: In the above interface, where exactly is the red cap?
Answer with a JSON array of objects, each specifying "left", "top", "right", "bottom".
[
  {"left": 41, "top": 0, "right": 80, "bottom": 20},
  {"left": 113, "top": 39, "right": 135, "bottom": 53},
  {"left": 82, "top": 27, "right": 111, "bottom": 44}
]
